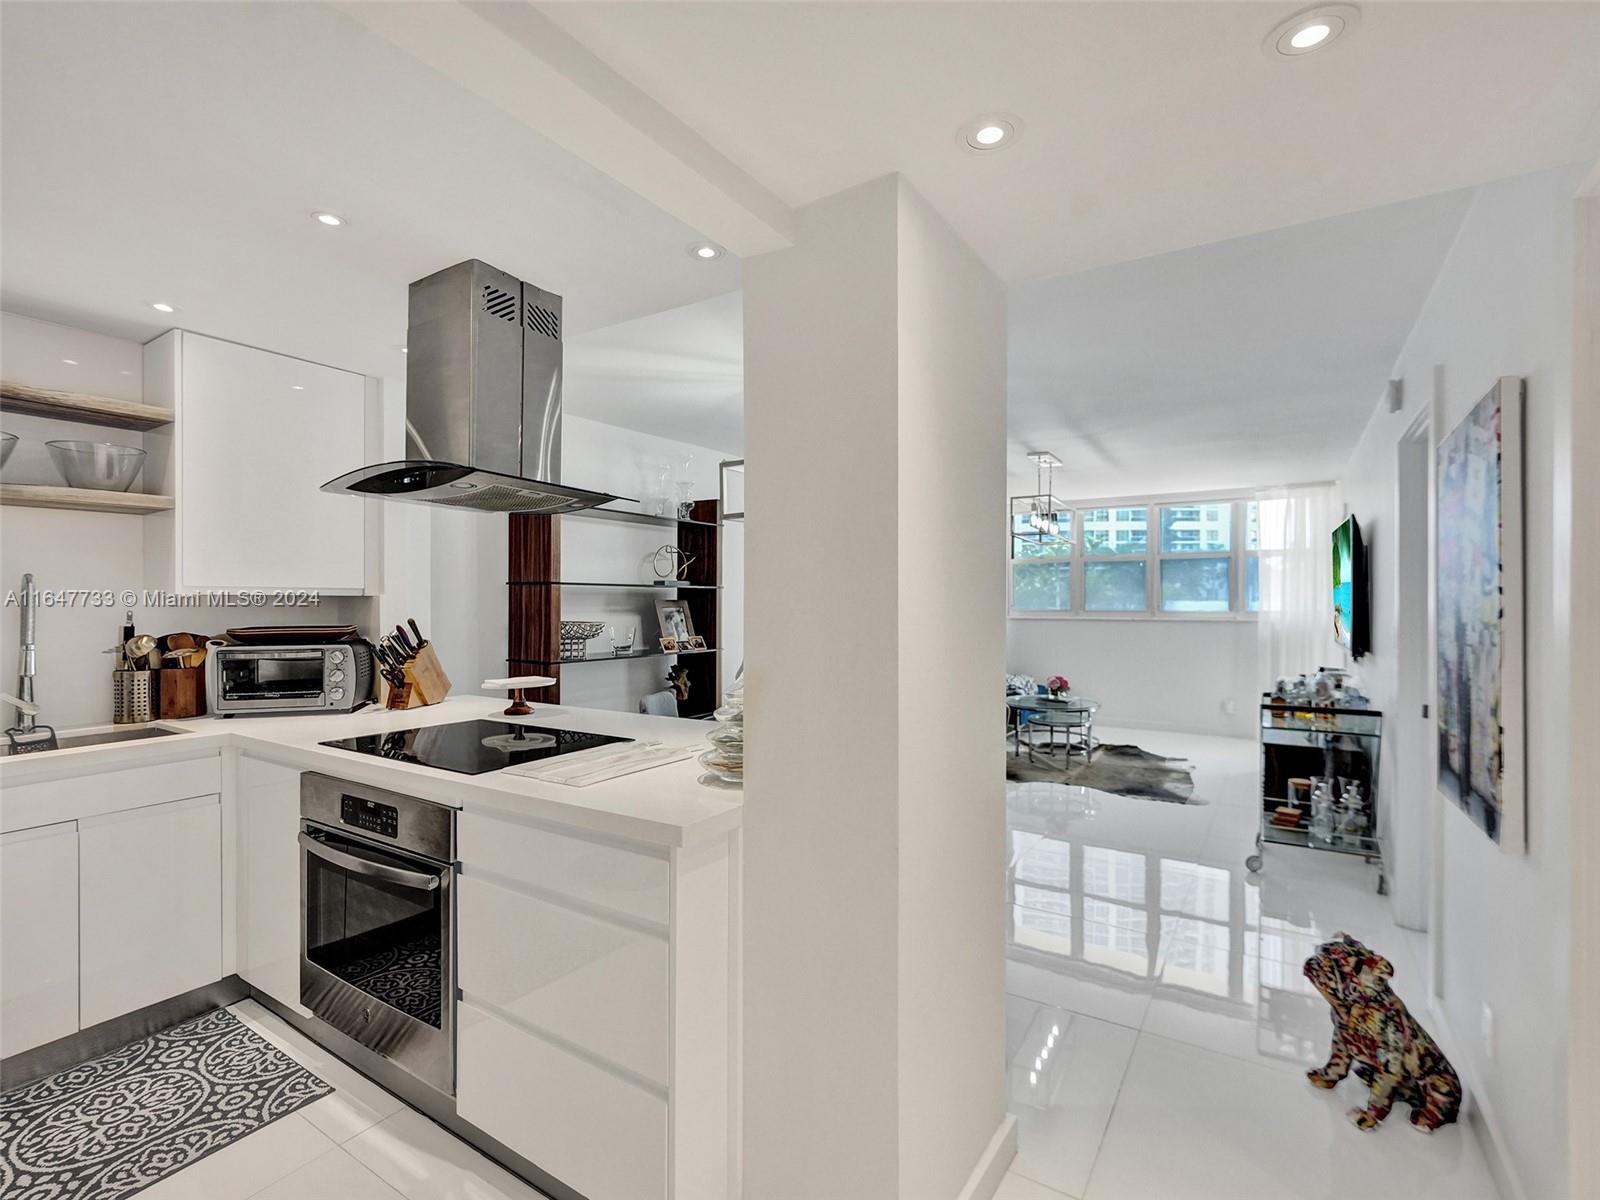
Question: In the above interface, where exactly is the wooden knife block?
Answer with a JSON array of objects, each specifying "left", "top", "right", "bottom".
[{"left": 382, "top": 644, "right": 452, "bottom": 709}]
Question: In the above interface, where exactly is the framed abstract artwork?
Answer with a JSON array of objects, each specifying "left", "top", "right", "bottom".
[{"left": 1436, "top": 377, "right": 1524, "bottom": 850}]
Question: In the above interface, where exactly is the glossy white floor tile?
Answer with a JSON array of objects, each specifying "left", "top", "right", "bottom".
[
  {"left": 1006, "top": 724, "right": 1501, "bottom": 1200},
  {"left": 994, "top": 1170, "right": 1075, "bottom": 1200},
  {"left": 1083, "top": 1035, "right": 1500, "bottom": 1200},
  {"left": 347, "top": 1107, "right": 549, "bottom": 1200},
  {"left": 1008, "top": 1014, "right": 1137, "bottom": 1199},
  {"left": 137, "top": 1111, "right": 335, "bottom": 1200},
  {"left": 252, "top": 1147, "right": 406, "bottom": 1200}
]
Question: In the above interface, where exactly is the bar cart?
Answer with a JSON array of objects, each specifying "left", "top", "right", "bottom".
[{"left": 1248, "top": 698, "right": 1384, "bottom": 892}]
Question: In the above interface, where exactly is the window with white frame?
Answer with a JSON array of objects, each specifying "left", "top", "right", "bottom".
[{"left": 1009, "top": 495, "right": 1260, "bottom": 616}]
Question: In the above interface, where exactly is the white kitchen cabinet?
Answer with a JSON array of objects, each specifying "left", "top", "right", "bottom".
[
  {"left": 79, "top": 794, "right": 222, "bottom": 1027},
  {"left": 1, "top": 822, "right": 79, "bottom": 1057},
  {"left": 237, "top": 755, "right": 307, "bottom": 1014},
  {"left": 143, "top": 330, "right": 370, "bottom": 593},
  {"left": 459, "top": 1000, "right": 667, "bottom": 1200},
  {"left": 458, "top": 873, "right": 669, "bottom": 1086}
]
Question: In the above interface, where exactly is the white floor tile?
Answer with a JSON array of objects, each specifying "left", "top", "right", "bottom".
[
  {"left": 1008, "top": 1015, "right": 1137, "bottom": 1200},
  {"left": 1007, "top": 993, "right": 1044, "bottom": 1060},
  {"left": 1082, "top": 1035, "right": 1500, "bottom": 1200},
  {"left": 228, "top": 1000, "right": 405, "bottom": 1141},
  {"left": 252, "top": 1148, "right": 407, "bottom": 1200},
  {"left": 346, "top": 1107, "right": 549, "bottom": 1200},
  {"left": 137, "top": 1113, "right": 335, "bottom": 1200},
  {"left": 994, "top": 1170, "right": 1076, "bottom": 1200},
  {"left": 1005, "top": 957, "right": 1153, "bottom": 1031}
]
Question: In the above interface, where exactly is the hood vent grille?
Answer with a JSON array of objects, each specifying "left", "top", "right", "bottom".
[
  {"left": 525, "top": 301, "right": 560, "bottom": 340},
  {"left": 482, "top": 284, "right": 518, "bottom": 323}
]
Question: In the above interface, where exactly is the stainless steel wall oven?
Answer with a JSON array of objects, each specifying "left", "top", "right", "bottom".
[{"left": 299, "top": 772, "right": 456, "bottom": 1098}]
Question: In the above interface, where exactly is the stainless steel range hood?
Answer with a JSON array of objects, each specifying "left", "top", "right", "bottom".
[{"left": 322, "top": 259, "right": 623, "bottom": 514}]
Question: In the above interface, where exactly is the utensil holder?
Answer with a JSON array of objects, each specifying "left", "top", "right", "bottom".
[
  {"left": 113, "top": 669, "right": 153, "bottom": 724},
  {"left": 155, "top": 666, "right": 207, "bottom": 719},
  {"left": 382, "top": 644, "right": 451, "bottom": 709}
]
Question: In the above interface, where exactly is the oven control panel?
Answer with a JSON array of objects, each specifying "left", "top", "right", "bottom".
[{"left": 341, "top": 795, "right": 399, "bottom": 840}]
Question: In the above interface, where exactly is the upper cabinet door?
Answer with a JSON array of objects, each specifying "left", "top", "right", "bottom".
[{"left": 170, "top": 333, "right": 367, "bottom": 592}]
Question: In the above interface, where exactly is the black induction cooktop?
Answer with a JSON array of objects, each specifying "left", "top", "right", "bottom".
[{"left": 319, "top": 720, "right": 632, "bottom": 776}]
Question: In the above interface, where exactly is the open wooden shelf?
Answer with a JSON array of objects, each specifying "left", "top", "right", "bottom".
[
  {"left": 0, "top": 483, "right": 174, "bottom": 514},
  {"left": 1, "top": 381, "right": 173, "bottom": 431}
]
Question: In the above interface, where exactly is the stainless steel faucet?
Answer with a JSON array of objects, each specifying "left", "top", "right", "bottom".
[
  {"left": 15, "top": 571, "right": 38, "bottom": 731},
  {"left": 4, "top": 572, "right": 57, "bottom": 751}
]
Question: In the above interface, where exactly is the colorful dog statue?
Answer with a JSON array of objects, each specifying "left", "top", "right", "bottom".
[{"left": 1303, "top": 933, "right": 1462, "bottom": 1132}]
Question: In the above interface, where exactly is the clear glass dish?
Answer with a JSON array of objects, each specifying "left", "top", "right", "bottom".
[{"left": 46, "top": 439, "right": 147, "bottom": 491}]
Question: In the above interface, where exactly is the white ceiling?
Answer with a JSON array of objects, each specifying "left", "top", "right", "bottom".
[
  {"left": 1007, "top": 185, "right": 1475, "bottom": 498},
  {"left": 544, "top": 1, "right": 1600, "bottom": 283},
  {"left": 565, "top": 290, "right": 744, "bottom": 453},
  {"left": 0, "top": 1, "right": 739, "bottom": 380}
]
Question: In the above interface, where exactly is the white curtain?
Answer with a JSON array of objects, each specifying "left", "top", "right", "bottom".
[{"left": 1256, "top": 484, "right": 1341, "bottom": 684}]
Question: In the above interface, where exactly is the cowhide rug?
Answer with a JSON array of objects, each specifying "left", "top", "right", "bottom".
[{"left": 1006, "top": 740, "right": 1196, "bottom": 804}]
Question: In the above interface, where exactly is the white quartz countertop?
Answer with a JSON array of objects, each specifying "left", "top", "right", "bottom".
[{"left": 0, "top": 696, "right": 741, "bottom": 849}]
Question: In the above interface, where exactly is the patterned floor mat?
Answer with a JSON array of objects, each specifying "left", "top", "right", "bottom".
[{"left": 0, "top": 1007, "right": 331, "bottom": 1200}]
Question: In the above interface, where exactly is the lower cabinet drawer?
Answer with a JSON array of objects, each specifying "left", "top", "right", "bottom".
[
  {"left": 458, "top": 873, "right": 669, "bottom": 1087},
  {"left": 457, "top": 1000, "right": 667, "bottom": 1200}
]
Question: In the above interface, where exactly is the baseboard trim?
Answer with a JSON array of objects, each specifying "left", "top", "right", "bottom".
[
  {"left": 1426, "top": 1001, "right": 1526, "bottom": 1200},
  {"left": 2, "top": 976, "right": 248, "bottom": 1090},
  {"left": 955, "top": 1113, "right": 1018, "bottom": 1200}
]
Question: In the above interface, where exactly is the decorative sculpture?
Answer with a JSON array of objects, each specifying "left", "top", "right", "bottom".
[
  {"left": 1303, "top": 934, "right": 1462, "bottom": 1132},
  {"left": 652, "top": 545, "right": 696, "bottom": 581}
]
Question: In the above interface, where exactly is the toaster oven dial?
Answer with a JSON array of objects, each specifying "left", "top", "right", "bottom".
[
  {"left": 329, "top": 649, "right": 345, "bottom": 665},
  {"left": 330, "top": 687, "right": 345, "bottom": 702},
  {"left": 330, "top": 669, "right": 345, "bottom": 683}
]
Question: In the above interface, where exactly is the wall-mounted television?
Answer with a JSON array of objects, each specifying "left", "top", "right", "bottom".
[{"left": 1332, "top": 514, "right": 1369, "bottom": 659}]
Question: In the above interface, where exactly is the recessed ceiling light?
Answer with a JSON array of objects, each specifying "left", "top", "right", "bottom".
[
  {"left": 1290, "top": 22, "right": 1331, "bottom": 48},
  {"left": 687, "top": 241, "right": 723, "bottom": 261},
  {"left": 150, "top": 301, "right": 176, "bottom": 313},
  {"left": 960, "top": 114, "right": 1023, "bottom": 153},
  {"left": 1265, "top": 5, "right": 1359, "bottom": 57},
  {"left": 312, "top": 211, "right": 346, "bottom": 227},
  {"left": 61, "top": 358, "right": 78, "bottom": 366},
  {"left": 291, "top": 384, "right": 305, "bottom": 391}
]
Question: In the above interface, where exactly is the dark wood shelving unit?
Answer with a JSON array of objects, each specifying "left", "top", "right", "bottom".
[{"left": 508, "top": 499, "right": 721, "bottom": 717}]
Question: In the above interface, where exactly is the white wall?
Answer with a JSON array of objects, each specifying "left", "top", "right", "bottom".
[
  {"left": 1339, "top": 164, "right": 1582, "bottom": 1200},
  {"left": 0, "top": 313, "right": 366, "bottom": 730},
  {"left": 743, "top": 175, "right": 1007, "bottom": 1199},
  {"left": 1006, "top": 618, "right": 1259, "bottom": 738}
]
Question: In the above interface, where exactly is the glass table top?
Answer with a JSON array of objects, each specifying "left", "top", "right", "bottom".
[{"left": 1007, "top": 694, "right": 1098, "bottom": 713}]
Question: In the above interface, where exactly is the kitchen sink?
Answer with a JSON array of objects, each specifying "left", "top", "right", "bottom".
[{"left": 0, "top": 726, "right": 187, "bottom": 757}]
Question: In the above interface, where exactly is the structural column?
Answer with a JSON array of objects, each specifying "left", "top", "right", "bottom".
[{"left": 741, "top": 175, "right": 1009, "bottom": 1200}]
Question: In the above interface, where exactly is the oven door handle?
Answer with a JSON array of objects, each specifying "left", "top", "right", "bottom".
[{"left": 298, "top": 830, "right": 441, "bottom": 891}]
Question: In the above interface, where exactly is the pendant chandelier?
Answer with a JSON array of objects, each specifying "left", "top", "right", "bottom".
[{"left": 1014, "top": 451, "right": 1065, "bottom": 543}]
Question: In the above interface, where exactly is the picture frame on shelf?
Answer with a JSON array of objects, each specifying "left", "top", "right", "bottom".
[
  {"left": 660, "top": 637, "right": 680, "bottom": 653},
  {"left": 655, "top": 597, "right": 695, "bottom": 644},
  {"left": 685, "top": 635, "right": 707, "bottom": 651}
]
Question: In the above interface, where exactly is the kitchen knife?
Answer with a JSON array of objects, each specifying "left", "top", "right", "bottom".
[
  {"left": 393, "top": 626, "right": 417, "bottom": 659},
  {"left": 378, "top": 636, "right": 405, "bottom": 677},
  {"left": 407, "top": 618, "right": 427, "bottom": 650}
]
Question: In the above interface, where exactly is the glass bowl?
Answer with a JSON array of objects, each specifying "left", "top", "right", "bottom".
[{"left": 46, "top": 440, "right": 147, "bottom": 491}]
